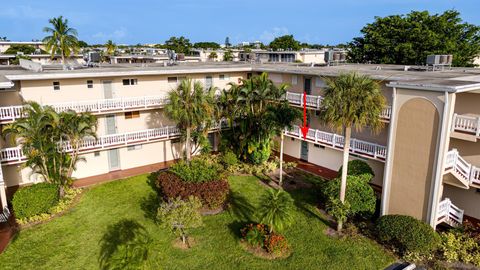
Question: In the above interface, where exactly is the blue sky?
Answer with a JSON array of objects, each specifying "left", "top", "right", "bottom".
[{"left": 1, "top": 0, "right": 479, "bottom": 45}]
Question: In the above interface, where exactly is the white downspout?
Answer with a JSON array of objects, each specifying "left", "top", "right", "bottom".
[
  {"left": 429, "top": 91, "right": 450, "bottom": 228},
  {"left": 381, "top": 87, "right": 397, "bottom": 216}
]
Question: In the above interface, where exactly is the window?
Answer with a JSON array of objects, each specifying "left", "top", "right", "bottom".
[
  {"left": 124, "top": 111, "right": 140, "bottom": 119},
  {"left": 291, "top": 138, "right": 295, "bottom": 141},
  {"left": 291, "top": 75, "right": 298, "bottom": 85},
  {"left": 94, "top": 151, "right": 100, "bottom": 157},
  {"left": 315, "top": 77, "right": 326, "bottom": 87},
  {"left": 167, "top": 77, "right": 178, "bottom": 83},
  {"left": 53, "top": 81, "right": 60, "bottom": 90},
  {"left": 314, "top": 144, "right": 325, "bottom": 149},
  {"left": 127, "top": 145, "right": 142, "bottom": 151},
  {"left": 87, "top": 80, "right": 93, "bottom": 88},
  {"left": 122, "top": 79, "right": 137, "bottom": 85},
  {"left": 205, "top": 76, "right": 213, "bottom": 88},
  {"left": 219, "top": 74, "right": 229, "bottom": 80}
]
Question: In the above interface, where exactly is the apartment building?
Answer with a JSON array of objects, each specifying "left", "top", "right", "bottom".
[{"left": 1, "top": 61, "right": 480, "bottom": 230}]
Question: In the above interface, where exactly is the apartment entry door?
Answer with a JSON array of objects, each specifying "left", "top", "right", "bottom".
[
  {"left": 300, "top": 141, "right": 309, "bottom": 161},
  {"left": 304, "top": 78, "right": 312, "bottom": 95},
  {"left": 103, "top": 80, "right": 115, "bottom": 99},
  {"left": 105, "top": 115, "right": 120, "bottom": 171}
]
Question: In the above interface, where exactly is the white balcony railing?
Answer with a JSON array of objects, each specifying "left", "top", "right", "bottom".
[
  {"left": 284, "top": 126, "right": 387, "bottom": 161},
  {"left": 437, "top": 198, "right": 464, "bottom": 227},
  {"left": 444, "top": 149, "right": 480, "bottom": 187},
  {"left": 285, "top": 92, "right": 323, "bottom": 109},
  {"left": 452, "top": 114, "right": 480, "bottom": 137},
  {"left": 0, "top": 120, "right": 229, "bottom": 165},
  {"left": 0, "top": 95, "right": 169, "bottom": 123},
  {"left": 284, "top": 91, "right": 391, "bottom": 120}
]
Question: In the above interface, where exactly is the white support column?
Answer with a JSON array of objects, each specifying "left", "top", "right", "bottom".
[
  {"left": 429, "top": 92, "right": 454, "bottom": 229},
  {"left": 381, "top": 87, "right": 397, "bottom": 216}
]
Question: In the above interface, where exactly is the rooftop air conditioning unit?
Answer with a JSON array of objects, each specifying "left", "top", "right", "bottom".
[{"left": 426, "top": 55, "right": 440, "bottom": 65}]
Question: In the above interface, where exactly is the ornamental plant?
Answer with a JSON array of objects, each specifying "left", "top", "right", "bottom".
[{"left": 257, "top": 189, "right": 295, "bottom": 233}]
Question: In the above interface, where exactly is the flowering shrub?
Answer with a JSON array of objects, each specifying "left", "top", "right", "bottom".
[
  {"left": 240, "top": 223, "right": 289, "bottom": 255},
  {"left": 264, "top": 233, "right": 289, "bottom": 255},
  {"left": 156, "top": 172, "right": 229, "bottom": 209},
  {"left": 241, "top": 223, "right": 268, "bottom": 247}
]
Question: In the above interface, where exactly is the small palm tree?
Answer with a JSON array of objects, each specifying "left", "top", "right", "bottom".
[
  {"left": 42, "top": 16, "right": 79, "bottom": 65},
  {"left": 257, "top": 189, "right": 295, "bottom": 233},
  {"left": 105, "top": 40, "right": 116, "bottom": 56},
  {"left": 60, "top": 110, "right": 97, "bottom": 178},
  {"left": 320, "top": 72, "right": 385, "bottom": 231},
  {"left": 165, "top": 79, "right": 215, "bottom": 161}
]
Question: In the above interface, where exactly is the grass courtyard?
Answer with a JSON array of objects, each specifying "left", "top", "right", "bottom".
[{"left": 0, "top": 174, "right": 395, "bottom": 269}]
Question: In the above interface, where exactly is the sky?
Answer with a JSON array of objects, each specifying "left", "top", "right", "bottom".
[{"left": 0, "top": 0, "right": 479, "bottom": 46}]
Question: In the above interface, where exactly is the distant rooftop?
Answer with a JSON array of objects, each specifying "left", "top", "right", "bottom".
[{"left": 1, "top": 62, "right": 480, "bottom": 92}]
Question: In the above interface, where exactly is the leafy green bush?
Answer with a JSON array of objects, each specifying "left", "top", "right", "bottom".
[
  {"left": 12, "top": 183, "right": 60, "bottom": 219},
  {"left": 221, "top": 151, "right": 238, "bottom": 168},
  {"left": 320, "top": 174, "right": 376, "bottom": 217},
  {"left": 338, "top": 160, "right": 375, "bottom": 177},
  {"left": 376, "top": 215, "right": 440, "bottom": 255},
  {"left": 170, "top": 157, "right": 223, "bottom": 183},
  {"left": 240, "top": 223, "right": 290, "bottom": 255},
  {"left": 245, "top": 140, "right": 271, "bottom": 165},
  {"left": 440, "top": 230, "right": 480, "bottom": 266}
]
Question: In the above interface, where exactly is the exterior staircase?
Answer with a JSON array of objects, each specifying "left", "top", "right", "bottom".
[
  {"left": 436, "top": 198, "right": 464, "bottom": 227},
  {"left": 444, "top": 149, "right": 480, "bottom": 189}
]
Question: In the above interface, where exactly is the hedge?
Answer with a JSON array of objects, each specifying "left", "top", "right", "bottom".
[
  {"left": 376, "top": 215, "right": 440, "bottom": 255},
  {"left": 156, "top": 172, "right": 229, "bottom": 209},
  {"left": 170, "top": 158, "right": 223, "bottom": 183},
  {"left": 12, "top": 183, "right": 60, "bottom": 219}
]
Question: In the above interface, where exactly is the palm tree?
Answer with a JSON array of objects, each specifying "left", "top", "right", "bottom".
[
  {"left": 320, "top": 72, "right": 386, "bottom": 231},
  {"left": 208, "top": 51, "right": 218, "bottom": 61},
  {"left": 42, "top": 16, "right": 79, "bottom": 65},
  {"left": 105, "top": 40, "right": 116, "bottom": 56},
  {"left": 257, "top": 189, "right": 295, "bottom": 233},
  {"left": 165, "top": 79, "right": 215, "bottom": 161},
  {"left": 59, "top": 110, "right": 97, "bottom": 179}
]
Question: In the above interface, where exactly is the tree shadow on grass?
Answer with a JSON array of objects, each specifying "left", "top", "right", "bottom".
[
  {"left": 227, "top": 191, "right": 255, "bottom": 222},
  {"left": 98, "top": 219, "right": 152, "bottom": 270},
  {"left": 140, "top": 193, "right": 160, "bottom": 223},
  {"left": 287, "top": 188, "right": 331, "bottom": 226},
  {"left": 227, "top": 191, "right": 257, "bottom": 240},
  {"left": 146, "top": 171, "right": 160, "bottom": 192}
]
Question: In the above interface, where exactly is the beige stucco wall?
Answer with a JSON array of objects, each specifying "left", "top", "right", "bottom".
[
  {"left": 388, "top": 95, "right": 440, "bottom": 221},
  {"left": 453, "top": 92, "right": 480, "bottom": 115},
  {"left": 443, "top": 185, "right": 480, "bottom": 219}
]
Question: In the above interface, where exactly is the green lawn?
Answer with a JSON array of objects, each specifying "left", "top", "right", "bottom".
[{"left": 0, "top": 174, "right": 395, "bottom": 269}]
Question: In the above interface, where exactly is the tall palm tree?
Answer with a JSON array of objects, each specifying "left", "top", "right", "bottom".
[
  {"left": 42, "top": 16, "right": 79, "bottom": 65},
  {"left": 320, "top": 72, "right": 386, "bottom": 231},
  {"left": 105, "top": 40, "right": 116, "bottom": 56},
  {"left": 165, "top": 79, "right": 215, "bottom": 161}
]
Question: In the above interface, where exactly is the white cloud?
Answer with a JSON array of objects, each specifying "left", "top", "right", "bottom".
[
  {"left": 259, "top": 27, "right": 289, "bottom": 43},
  {"left": 0, "top": 5, "right": 50, "bottom": 19},
  {"left": 92, "top": 27, "right": 127, "bottom": 41}
]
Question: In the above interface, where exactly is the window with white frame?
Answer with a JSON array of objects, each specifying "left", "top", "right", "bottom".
[
  {"left": 269, "top": 73, "right": 282, "bottom": 83},
  {"left": 168, "top": 77, "right": 178, "bottom": 83},
  {"left": 315, "top": 77, "right": 326, "bottom": 87},
  {"left": 122, "top": 78, "right": 138, "bottom": 85},
  {"left": 87, "top": 80, "right": 93, "bottom": 88},
  {"left": 219, "top": 74, "right": 229, "bottom": 80},
  {"left": 291, "top": 75, "right": 298, "bottom": 85},
  {"left": 53, "top": 81, "right": 60, "bottom": 90}
]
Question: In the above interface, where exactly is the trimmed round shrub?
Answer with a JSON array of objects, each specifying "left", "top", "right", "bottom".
[
  {"left": 12, "top": 183, "right": 59, "bottom": 219},
  {"left": 338, "top": 160, "right": 375, "bottom": 177},
  {"left": 156, "top": 172, "right": 229, "bottom": 209},
  {"left": 320, "top": 173, "right": 376, "bottom": 217},
  {"left": 376, "top": 215, "right": 440, "bottom": 255}
]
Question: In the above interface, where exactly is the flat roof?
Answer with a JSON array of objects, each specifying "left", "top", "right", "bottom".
[{"left": 1, "top": 62, "right": 480, "bottom": 92}]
